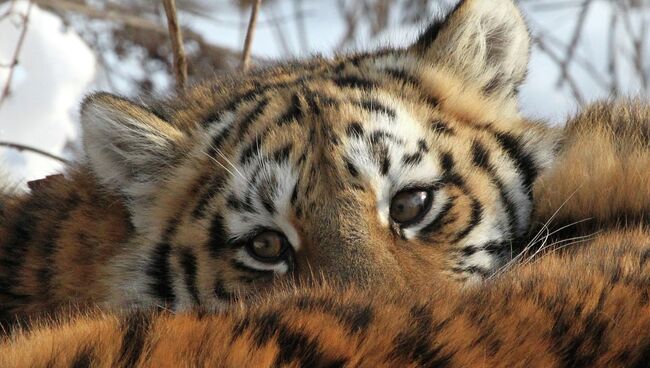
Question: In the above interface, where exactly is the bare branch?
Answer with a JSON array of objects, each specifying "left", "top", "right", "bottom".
[
  {"left": 535, "top": 36, "right": 585, "bottom": 106},
  {"left": 162, "top": 0, "right": 188, "bottom": 91},
  {"left": 241, "top": 0, "right": 262, "bottom": 72},
  {"left": 556, "top": 0, "right": 593, "bottom": 88},
  {"left": 0, "top": 142, "right": 70, "bottom": 165},
  {"left": 0, "top": 0, "right": 33, "bottom": 108}
]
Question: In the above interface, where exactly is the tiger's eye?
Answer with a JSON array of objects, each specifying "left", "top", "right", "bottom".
[
  {"left": 248, "top": 231, "right": 287, "bottom": 261},
  {"left": 390, "top": 189, "right": 431, "bottom": 225}
]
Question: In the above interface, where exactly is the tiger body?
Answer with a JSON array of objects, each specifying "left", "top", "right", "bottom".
[
  {"left": 1, "top": 0, "right": 557, "bottom": 323},
  {"left": 2, "top": 100, "right": 650, "bottom": 367},
  {"left": 1, "top": 0, "right": 649, "bottom": 365}
]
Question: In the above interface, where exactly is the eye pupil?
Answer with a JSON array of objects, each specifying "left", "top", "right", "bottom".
[
  {"left": 389, "top": 189, "right": 431, "bottom": 225},
  {"left": 249, "top": 231, "right": 286, "bottom": 261}
]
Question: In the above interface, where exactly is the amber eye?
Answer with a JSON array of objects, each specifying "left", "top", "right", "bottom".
[
  {"left": 246, "top": 231, "right": 288, "bottom": 262},
  {"left": 389, "top": 189, "right": 432, "bottom": 226}
]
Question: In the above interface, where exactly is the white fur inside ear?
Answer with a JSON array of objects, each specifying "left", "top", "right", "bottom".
[
  {"left": 81, "top": 94, "right": 185, "bottom": 226},
  {"left": 417, "top": 0, "right": 530, "bottom": 100}
]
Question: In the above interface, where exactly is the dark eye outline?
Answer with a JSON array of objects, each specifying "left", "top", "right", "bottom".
[
  {"left": 389, "top": 186, "right": 436, "bottom": 228},
  {"left": 244, "top": 229, "right": 290, "bottom": 263}
]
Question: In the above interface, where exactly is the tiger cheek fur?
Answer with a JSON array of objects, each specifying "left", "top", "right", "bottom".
[{"left": 0, "top": 0, "right": 559, "bottom": 318}]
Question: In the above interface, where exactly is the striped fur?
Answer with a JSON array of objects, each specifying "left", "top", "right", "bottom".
[
  {"left": 0, "top": 0, "right": 561, "bottom": 325},
  {"left": 2, "top": 100, "right": 649, "bottom": 368}
]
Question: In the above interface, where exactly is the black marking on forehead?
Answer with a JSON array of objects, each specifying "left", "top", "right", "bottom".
[
  {"left": 402, "top": 152, "right": 423, "bottom": 166},
  {"left": 354, "top": 99, "right": 397, "bottom": 119},
  {"left": 239, "top": 134, "right": 265, "bottom": 165},
  {"left": 208, "top": 127, "right": 232, "bottom": 154},
  {"left": 146, "top": 242, "right": 175, "bottom": 304},
  {"left": 471, "top": 140, "right": 490, "bottom": 169},
  {"left": 492, "top": 131, "right": 538, "bottom": 193},
  {"left": 379, "top": 150, "right": 391, "bottom": 176},
  {"left": 238, "top": 97, "right": 270, "bottom": 138},
  {"left": 384, "top": 68, "right": 420, "bottom": 87},
  {"left": 273, "top": 144, "right": 293, "bottom": 164},
  {"left": 430, "top": 119, "right": 454, "bottom": 135},
  {"left": 208, "top": 215, "right": 229, "bottom": 258},
  {"left": 369, "top": 130, "right": 403, "bottom": 145},
  {"left": 192, "top": 174, "right": 227, "bottom": 219},
  {"left": 417, "top": 139, "right": 430, "bottom": 153},
  {"left": 333, "top": 75, "right": 377, "bottom": 90},
  {"left": 346, "top": 122, "right": 365, "bottom": 138},
  {"left": 440, "top": 151, "right": 455, "bottom": 173},
  {"left": 277, "top": 93, "right": 303, "bottom": 126},
  {"left": 179, "top": 247, "right": 201, "bottom": 305}
]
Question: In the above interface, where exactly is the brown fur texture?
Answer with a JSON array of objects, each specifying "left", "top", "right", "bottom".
[
  {"left": 1, "top": 0, "right": 559, "bottom": 325},
  {"left": 1, "top": 100, "right": 649, "bottom": 368}
]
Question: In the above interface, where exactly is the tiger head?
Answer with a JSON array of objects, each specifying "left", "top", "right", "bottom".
[{"left": 81, "top": 0, "right": 559, "bottom": 309}]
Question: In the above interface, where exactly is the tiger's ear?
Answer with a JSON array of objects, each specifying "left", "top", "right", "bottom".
[
  {"left": 81, "top": 93, "right": 186, "bottom": 214},
  {"left": 410, "top": 0, "right": 530, "bottom": 100}
]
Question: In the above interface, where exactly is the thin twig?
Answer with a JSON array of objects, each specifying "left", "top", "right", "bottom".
[
  {"left": 162, "top": 0, "right": 187, "bottom": 90},
  {"left": 0, "top": 142, "right": 70, "bottom": 164},
  {"left": 534, "top": 36, "right": 585, "bottom": 106},
  {"left": 608, "top": 9, "right": 619, "bottom": 97},
  {"left": 241, "top": 0, "right": 262, "bottom": 72},
  {"left": 0, "top": 0, "right": 33, "bottom": 108},
  {"left": 556, "top": 0, "right": 593, "bottom": 87}
]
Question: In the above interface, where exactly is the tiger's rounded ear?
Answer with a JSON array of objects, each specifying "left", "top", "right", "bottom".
[
  {"left": 80, "top": 93, "right": 186, "bottom": 218},
  {"left": 410, "top": 0, "right": 530, "bottom": 100}
]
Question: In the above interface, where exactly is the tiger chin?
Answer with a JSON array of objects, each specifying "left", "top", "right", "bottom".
[{"left": 1, "top": 0, "right": 561, "bottom": 324}]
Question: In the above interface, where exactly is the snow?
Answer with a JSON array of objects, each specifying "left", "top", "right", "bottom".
[
  {"left": 1, "top": 0, "right": 648, "bottom": 184},
  {"left": 0, "top": 1, "right": 96, "bottom": 185}
]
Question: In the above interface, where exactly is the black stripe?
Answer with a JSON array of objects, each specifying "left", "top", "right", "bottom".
[
  {"left": 384, "top": 68, "right": 420, "bottom": 86},
  {"left": 273, "top": 144, "right": 292, "bottom": 164},
  {"left": 344, "top": 157, "right": 359, "bottom": 177},
  {"left": 239, "top": 133, "right": 265, "bottom": 165},
  {"left": 402, "top": 152, "right": 423, "bottom": 166},
  {"left": 192, "top": 174, "right": 226, "bottom": 218},
  {"left": 389, "top": 304, "right": 451, "bottom": 366},
  {"left": 419, "top": 200, "right": 454, "bottom": 237},
  {"left": 277, "top": 93, "right": 303, "bottom": 126},
  {"left": 453, "top": 197, "right": 483, "bottom": 242},
  {"left": 333, "top": 75, "right": 377, "bottom": 90},
  {"left": 146, "top": 243, "right": 175, "bottom": 304},
  {"left": 414, "top": 0, "right": 464, "bottom": 51},
  {"left": 207, "top": 215, "right": 229, "bottom": 257},
  {"left": 118, "top": 311, "right": 153, "bottom": 367},
  {"left": 354, "top": 99, "right": 397, "bottom": 119},
  {"left": 70, "top": 346, "right": 95, "bottom": 368},
  {"left": 179, "top": 248, "right": 201, "bottom": 305},
  {"left": 470, "top": 140, "right": 518, "bottom": 236},
  {"left": 36, "top": 193, "right": 81, "bottom": 305},
  {"left": 346, "top": 122, "right": 364, "bottom": 138},
  {"left": 213, "top": 279, "right": 236, "bottom": 301},
  {"left": 430, "top": 119, "right": 454, "bottom": 135},
  {"left": 238, "top": 98, "right": 269, "bottom": 138},
  {"left": 492, "top": 131, "right": 538, "bottom": 193}
]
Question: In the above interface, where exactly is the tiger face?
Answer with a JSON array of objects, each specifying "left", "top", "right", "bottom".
[{"left": 81, "top": 0, "right": 559, "bottom": 309}]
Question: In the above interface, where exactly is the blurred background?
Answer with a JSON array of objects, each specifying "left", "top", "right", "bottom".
[{"left": 1, "top": 0, "right": 649, "bottom": 185}]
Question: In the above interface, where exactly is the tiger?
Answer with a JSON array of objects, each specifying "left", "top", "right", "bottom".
[
  {"left": 1, "top": 99, "right": 649, "bottom": 368},
  {"left": 0, "top": 0, "right": 560, "bottom": 325}
]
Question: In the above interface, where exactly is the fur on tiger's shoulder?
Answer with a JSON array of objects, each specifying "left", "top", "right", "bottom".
[
  {"left": 0, "top": 0, "right": 560, "bottom": 323},
  {"left": 1, "top": 251, "right": 648, "bottom": 368}
]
